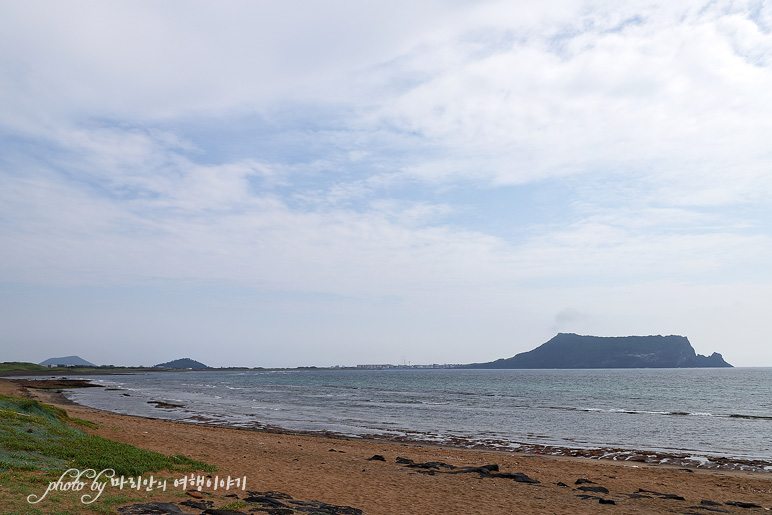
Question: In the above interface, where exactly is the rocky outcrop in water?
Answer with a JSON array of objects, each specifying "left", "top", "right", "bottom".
[{"left": 466, "top": 333, "right": 732, "bottom": 369}]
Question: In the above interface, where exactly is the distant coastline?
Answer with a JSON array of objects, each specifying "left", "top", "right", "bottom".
[{"left": 1, "top": 333, "right": 734, "bottom": 375}]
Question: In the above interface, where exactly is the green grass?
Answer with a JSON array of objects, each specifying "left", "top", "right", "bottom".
[
  {"left": 0, "top": 393, "right": 216, "bottom": 513},
  {"left": 68, "top": 417, "right": 100, "bottom": 429},
  {"left": 219, "top": 499, "right": 249, "bottom": 510},
  {"left": 0, "top": 362, "right": 168, "bottom": 374},
  {"left": 0, "top": 361, "right": 49, "bottom": 372},
  {"left": 0, "top": 394, "right": 214, "bottom": 476},
  {"left": 0, "top": 468, "right": 171, "bottom": 515}
]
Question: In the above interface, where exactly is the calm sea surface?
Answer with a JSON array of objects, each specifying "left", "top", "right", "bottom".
[{"left": 63, "top": 368, "right": 772, "bottom": 463}]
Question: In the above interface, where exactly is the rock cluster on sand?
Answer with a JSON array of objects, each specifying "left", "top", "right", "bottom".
[
  {"left": 395, "top": 457, "right": 541, "bottom": 483},
  {"left": 366, "top": 455, "right": 768, "bottom": 511},
  {"left": 118, "top": 490, "right": 364, "bottom": 515}
]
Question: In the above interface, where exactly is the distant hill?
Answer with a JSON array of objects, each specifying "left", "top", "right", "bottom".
[
  {"left": 154, "top": 358, "right": 209, "bottom": 370},
  {"left": 465, "top": 333, "right": 732, "bottom": 369},
  {"left": 39, "top": 356, "right": 95, "bottom": 367}
]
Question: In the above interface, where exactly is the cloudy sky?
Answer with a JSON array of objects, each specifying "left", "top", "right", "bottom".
[{"left": 1, "top": 0, "right": 771, "bottom": 367}]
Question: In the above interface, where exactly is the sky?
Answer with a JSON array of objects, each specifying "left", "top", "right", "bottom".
[{"left": 1, "top": 0, "right": 772, "bottom": 368}]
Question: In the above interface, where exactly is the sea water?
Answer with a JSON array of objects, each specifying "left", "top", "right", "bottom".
[{"left": 61, "top": 368, "right": 772, "bottom": 465}]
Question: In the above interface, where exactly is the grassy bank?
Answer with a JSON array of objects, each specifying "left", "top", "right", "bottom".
[
  {"left": 0, "top": 362, "right": 49, "bottom": 373},
  {"left": 0, "top": 393, "right": 215, "bottom": 514},
  {"left": 0, "top": 361, "right": 166, "bottom": 376}
]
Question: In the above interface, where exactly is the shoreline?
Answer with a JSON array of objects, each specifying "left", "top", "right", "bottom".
[
  {"left": 11, "top": 375, "right": 772, "bottom": 474},
  {"left": 2, "top": 377, "right": 772, "bottom": 514},
  {"left": 55, "top": 375, "right": 772, "bottom": 475}
]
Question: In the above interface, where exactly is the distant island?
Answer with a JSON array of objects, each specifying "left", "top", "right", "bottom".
[
  {"left": 154, "top": 358, "right": 210, "bottom": 370},
  {"left": 39, "top": 355, "right": 95, "bottom": 367},
  {"left": 465, "top": 333, "right": 732, "bottom": 369}
]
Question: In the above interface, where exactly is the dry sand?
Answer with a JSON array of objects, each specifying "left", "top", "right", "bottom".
[{"left": 2, "top": 378, "right": 771, "bottom": 514}]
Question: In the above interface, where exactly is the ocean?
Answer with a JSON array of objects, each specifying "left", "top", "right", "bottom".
[{"left": 61, "top": 368, "right": 772, "bottom": 472}]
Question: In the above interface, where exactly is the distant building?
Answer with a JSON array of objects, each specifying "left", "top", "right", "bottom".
[{"left": 356, "top": 364, "right": 395, "bottom": 370}]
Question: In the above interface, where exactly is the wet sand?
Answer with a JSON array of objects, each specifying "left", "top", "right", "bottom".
[{"left": 2, "top": 378, "right": 771, "bottom": 514}]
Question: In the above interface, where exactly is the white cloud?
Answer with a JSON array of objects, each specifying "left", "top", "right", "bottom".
[
  {"left": 0, "top": 0, "right": 477, "bottom": 127},
  {"left": 2, "top": 1, "right": 772, "bottom": 366},
  {"left": 367, "top": 1, "right": 772, "bottom": 204}
]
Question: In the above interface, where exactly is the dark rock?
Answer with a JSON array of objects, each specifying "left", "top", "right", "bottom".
[
  {"left": 287, "top": 499, "right": 364, "bottom": 514},
  {"left": 117, "top": 502, "right": 189, "bottom": 514},
  {"left": 243, "top": 496, "right": 288, "bottom": 507},
  {"left": 556, "top": 482, "right": 569, "bottom": 487},
  {"left": 725, "top": 501, "right": 762, "bottom": 508},
  {"left": 637, "top": 488, "right": 684, "bottom": 500},
  {"left": 406, "top": 461, "right": 537, "bottom": 483},
  {"left": 147, "top": 400, "right": 185, "bottom": 409},
  {"left": 322, "top": 507, "right": 364, "bottom": 515},
  {"left": 246, "top": 491, "right": 293, "bottom": 500},
  {"left": 242, "top": 491, "right": 363, "bottom": 515},
  {"left": 579, "top": 486, "right": 609, "bottom": 494},
  {"left": 395, "top": 457, "right": 414, "bottom": 464},
  {"left": 623, "top": 493, "right": 651, "bottom": 499},
  {"left": 599, "top": 498, "right": 616, "bottom": 504},
  {"left": 366, "top": 454, "right": 386, "bottom": 461},
  {"left": 180, "top": 500, "right": 214, "bottom": 510},
  {"left": 686, "top": 505, "right": 730, "bottom": 513},
  {"left": 447, "top": 464, "right": 499, "bottom": 475},
  {"left": 202, "top": 510, "right": 247, "bottom": 515},
  {"left": 406, "top": 461, "right": 456, "bottom": 469},
  {"left": 464, "top": 333, "right": 732, "bottom": 368},
  {"left": 701, "top": 500, "right": 723, "bottom": 506},
  {"left": 491, "top": 472, "right": 540, "bottom": 483},
  {"left": 575, "top": 478, "right": 596, "bottom": 485}
]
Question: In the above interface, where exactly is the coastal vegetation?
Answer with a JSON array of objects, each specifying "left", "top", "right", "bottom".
[
  {"left": 0, "top": 362, "right": 49, "bottom": 373},
  {"left": 0, "top": 393, "right": 214, "bottom": 514}
]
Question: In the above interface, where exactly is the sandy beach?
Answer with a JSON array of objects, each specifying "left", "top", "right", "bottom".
[{"left": 2, "top": 378, "right": 771, "bottom": 514}]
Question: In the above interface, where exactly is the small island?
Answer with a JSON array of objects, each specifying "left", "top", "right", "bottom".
[{"left": 466, "top": 333, "right": 732, "bottom": 369}]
